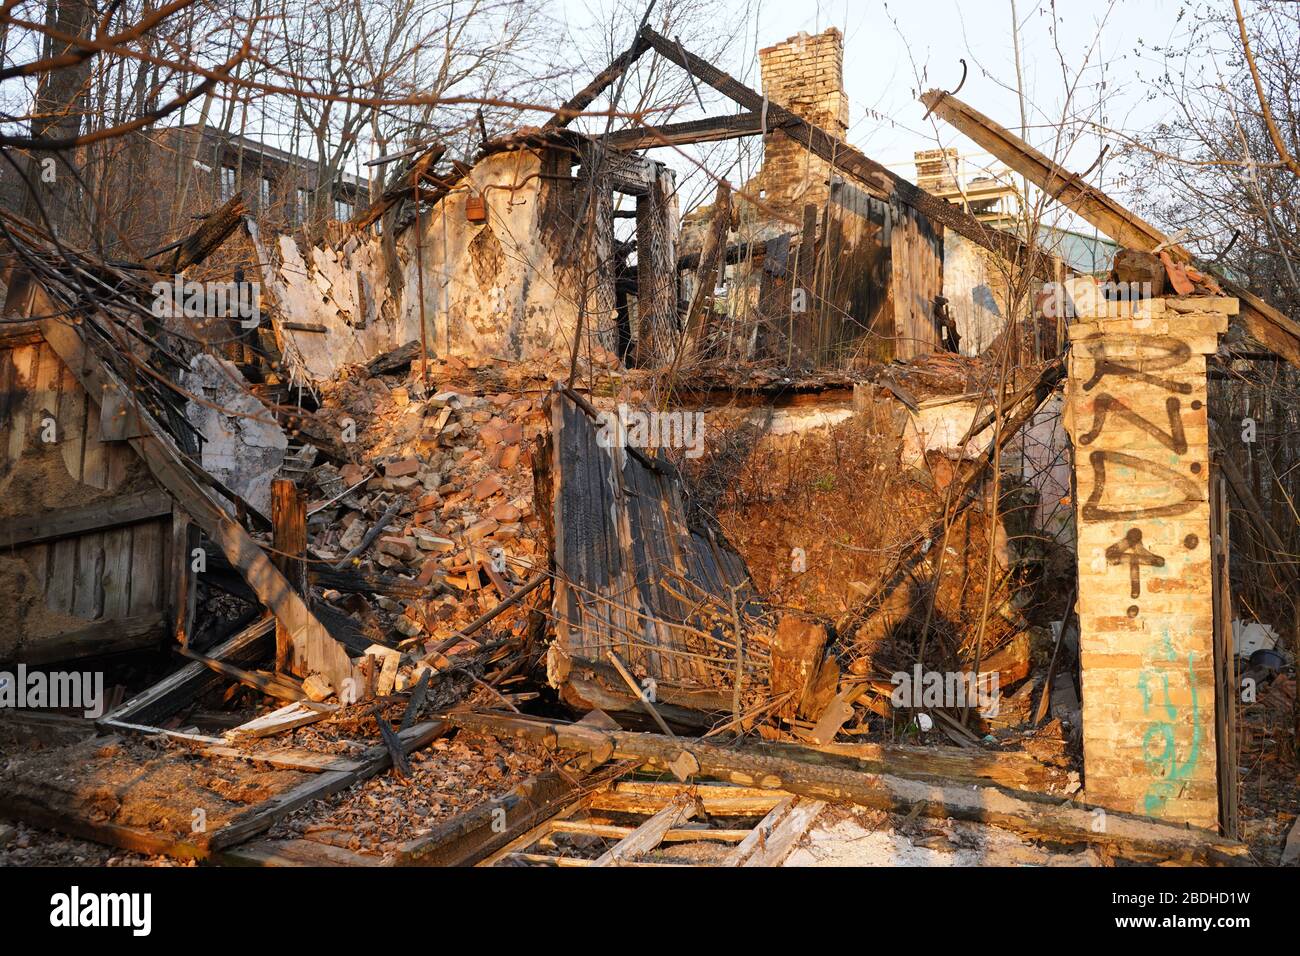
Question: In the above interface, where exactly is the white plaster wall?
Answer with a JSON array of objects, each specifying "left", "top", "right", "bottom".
[
  {"left": 255, "top": 149, "right": 614, "bottom": 383},
  {"left": 943, "top": 231, "right": 1007, "bottom": 356}
]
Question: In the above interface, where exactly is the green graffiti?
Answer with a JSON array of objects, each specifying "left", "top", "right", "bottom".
[{"left": 1137, "top": 649, "right": 1201, "bottom": 817}]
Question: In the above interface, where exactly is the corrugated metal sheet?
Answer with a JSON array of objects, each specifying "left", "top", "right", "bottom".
[{"left": 541, "top": 388, "right": 765, "bottom": 720}]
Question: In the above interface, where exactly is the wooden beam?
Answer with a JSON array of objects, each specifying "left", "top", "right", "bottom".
[
  {"left": 593, "top": 791, "right": 695, "bottom": 865},
  {"left": 754, "top": 737, "right": 1071, "bottom": 794},
  {"left": 168, "top": 195, "right": 249, "bottom": 273},
  {"left": 178, "top": 645, "right": 305, "bottom": 702},
  {"left": 14, "top": 613, "right": 167, "bottom": 666},
  {"left": 677, "top": 237, "right": 772, "bottom": 272},
  {"left": 0, "top": 489, "right": 172, "bottom": 549},
  {"left": 443, "top": 710, "right": 1250, "bottom": 864},
  {"left": 169, "top": 508, "right": 197, "bottom": 645},
  {"left": 606, "top": 112, "right": 782, "bottom": 151},
  {"left": 681, "top": 179, "right": 732, "bottom": 352},
  {"left": 919, "top": 88, "right": 1300, "bottom": 368},
  {"left": 101, "top": 616, "right": 275, "bottom": 727},
  {"left": 639, "top": 27, "right": 1044, "bottom": 276},
  {"left": 271, "top": 479, "right": 307, "bottom": 672},
  {"left": 633, "top": 163, "right": 680, "bottom": 365},
  {"left": 723, "top": 797, "right": 825, "bottom": 866}
]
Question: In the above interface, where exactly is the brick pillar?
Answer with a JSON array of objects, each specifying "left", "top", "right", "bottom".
[
  {"left": 756, "top": 28, "right": 849, "bottom": 224},
  {"left": 1064, "top": 287, "right": 1235, "bottom": 829}
]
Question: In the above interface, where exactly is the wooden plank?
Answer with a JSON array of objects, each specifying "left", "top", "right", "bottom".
[
  {"left": 548, "top": 820, "right": 750, "bottom": 843},
  {"left": 81, "top": 390, "right": 109, "bottom": 489},
  {"left": 16, "top": 612, "right": 167, "bottom": 666},
  {"left": 98, "top": 719, "right": 226, "bottom": 745},
  {"left": 102, "top": 615, "right": 275, "bottom": 726},
  {"left": 99, "top": 385, "right": 149, "bottom": 441},
  {"left": 30, "top": 340, "right": 61, "bottom": 457},
  {"left": 723, "top": 797, "right": 825, "bottom": 866},
  {"left": 127, "top": 518, "right": 163, "bottom": 614},
  {"left": 722, "top": 796, "right": 796, "bottom": 866},
  {"left": 178, "top": 645, "right": 306, "bottom": 702},
  {"left": 198, "top": 744, "right": 361, "bottom": 774},
  {"left": 6, "top": 344, "right": 37, "bottom": 465},
  {"left": 0, "top": 488, "right": 172, "bottom": 549},
  {"left": 632, "top": 164, "right": 679, "bottom": 365},
  {"left": 271, "top": 479, "right": 307, "bottom": 672},
  {"left": 225, "top": 700, "right": 336, "bottom": 739},
  {"left": 99, "top": 525, "right": 134, "bottom": 620},
  {"left": 606, "top": 112, "right": 783, "bottom": 151},
  {"left": 682, "top": 180, "right": 732, "bottom": 353},
  {"left": 169, "top": 508, "right": 197, "bottom": 645},
  {"left": 592, "top": 791, "right": 695, "bottom": 865},
  {"left": 71, "top": 531, "right": 105, "bottom": 619},
  {"left": 588, "top": 781, "right": 786, "bottom": 817},
  {"left": 44, "top": 536, "right": 77, "bottom": 614},
  {"left": 55, "top": 360, "right": 85, "bottom": 482}
]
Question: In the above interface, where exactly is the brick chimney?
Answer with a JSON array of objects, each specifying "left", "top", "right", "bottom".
[{"left": 754, "top": 28, "right": 850, "bottom": 222}]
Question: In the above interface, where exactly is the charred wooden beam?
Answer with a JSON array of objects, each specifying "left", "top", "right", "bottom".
[
  {"left": 677, "top": 237, "right": 773, "bottom": 272},
  {"left": 167, "top": 195, "right": 248, "bottom": 272},
  {"left": 606, "top": 111, "right": 788, "bottom": 151},
  {"left": 271, "top": 479, "right": 307, "bottom": 672},
  {"left": 545, "top": 34, "right": 651, "bottom": 130},
  {"left": 681, "top": 179, "right": 731, "bottom": 351},
  {"left": 0, "top": 489, "right": 172, "bottom": 549},
  {"left": 14, "top": 613, "right": 168, "bottom": 667}
]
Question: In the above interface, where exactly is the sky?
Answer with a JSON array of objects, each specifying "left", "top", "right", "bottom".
[
  {"left": 752, "top": 0, "right": 1188, "bottom": 175},
  {"left": 556, "top": 0, "right": 1208, "bottom": 224}
]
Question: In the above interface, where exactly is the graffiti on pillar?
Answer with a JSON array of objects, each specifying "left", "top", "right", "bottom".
[
  {"left": 1074, "top": 331, "right": 1205, "bottom": 817},
  {"left": 1106, "top": 528, "right": 1165, "bottom": 600},
  {"left": 1076, "top": 333, "right": 1204, "bottom": 528},
  {"left": 1138, "top": 635, "right": 1202, "bottom": 817},
  {"left": 1080, "top": 334, "right": 1193, "bottom": 394}
]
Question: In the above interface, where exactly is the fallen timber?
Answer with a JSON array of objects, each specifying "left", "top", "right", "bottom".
[{"left": 441, "top": 710, "right": 1251, "bottom": 865}]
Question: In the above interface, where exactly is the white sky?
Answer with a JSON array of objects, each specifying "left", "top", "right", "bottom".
[{"left": 556, "top": 0, "right": 1201, "bottom": 226}]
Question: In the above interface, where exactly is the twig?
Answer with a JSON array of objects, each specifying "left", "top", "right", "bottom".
[{"left": 607, "top": 649, "right": 676, "bottom": 737}]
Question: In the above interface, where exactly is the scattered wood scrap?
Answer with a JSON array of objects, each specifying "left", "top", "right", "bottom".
[{"left": 442, "top": 710, "right": 1250, "bottom": 865}]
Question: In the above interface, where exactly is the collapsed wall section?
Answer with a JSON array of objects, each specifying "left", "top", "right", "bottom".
[{"left": 255, "top": 147, "right": 618, "bottom": 382}]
